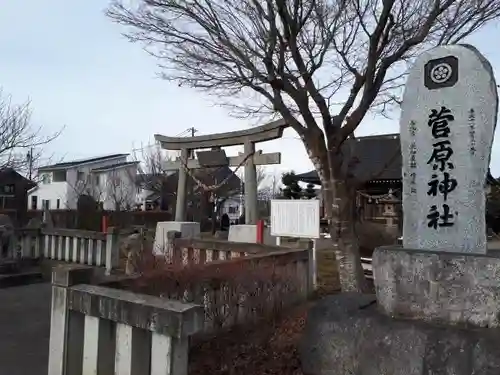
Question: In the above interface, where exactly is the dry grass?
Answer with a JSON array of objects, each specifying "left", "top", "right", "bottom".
[
  {"left": 189, "top": 301, "right": 312, "bottom": 375},
  {"left": 277, "top": 237, "right": 340, "bottom": 294},
  {"left": 315, "top": 249, "right": 340, "bottom": 294}
]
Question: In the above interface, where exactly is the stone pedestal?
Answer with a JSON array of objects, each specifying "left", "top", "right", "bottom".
[
  {"left": 300, "top": 293, "right": 500, "bottom": 375},
  {"left": 228, "top": 224, "right": 273, "bottom": 245},
  {"left": 373, "top": 246, "right": 500, "bottom": 327},
  {"left": 153, "top": 221, "right": 200, "bottom": 255}
]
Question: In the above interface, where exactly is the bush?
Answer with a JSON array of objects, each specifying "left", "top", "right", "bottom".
[{"left": 123, "top": 248, "right": 303, "bottom": 332}]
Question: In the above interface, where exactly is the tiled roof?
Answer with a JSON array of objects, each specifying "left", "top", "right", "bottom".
[
  {"left": 38, "top": 154, "right": 129, "bottom": 171},
  {"left": 295, "top": 133, "right": 497, "bottom": 184},
  {"left": 91, "top": 161, "right": 139, "bottom": 172}
]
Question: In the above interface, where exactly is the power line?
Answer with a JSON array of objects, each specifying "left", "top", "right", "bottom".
[{"left": 131, "top": 127, "right": 199, "bottom": 154}]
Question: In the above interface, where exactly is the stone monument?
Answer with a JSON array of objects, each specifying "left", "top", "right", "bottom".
[
  {"left": 300, "top": 45, "right": 500, "bottom": 375},
  {"left": 400, "top": 44, "right": 497, "bottom": 253}
]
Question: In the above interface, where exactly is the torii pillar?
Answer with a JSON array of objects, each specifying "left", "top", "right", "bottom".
[{"left": 244, "top": 141, "right": 257, "bottom": 224}]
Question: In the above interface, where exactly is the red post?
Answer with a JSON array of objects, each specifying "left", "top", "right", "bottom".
[
  {"left": 102, "top": 215, "right": 108, "bottom": 233},
  {"left": 256, "top": 219, "right": 264, "bottom": 244}
]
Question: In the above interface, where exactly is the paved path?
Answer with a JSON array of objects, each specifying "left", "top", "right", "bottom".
[{"left": 0, "top": 283, "right": 51, "bottom": 375}]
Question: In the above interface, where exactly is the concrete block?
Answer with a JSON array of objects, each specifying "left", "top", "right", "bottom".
[
  {"left": 153, "top": 221, "right": 200, "bottom": 255},
  {"left": 373, "top": 245, "right": 500, "bottom": 327},
  {"left": 228, "top": 224, "right": 274, "bottom": 245}
]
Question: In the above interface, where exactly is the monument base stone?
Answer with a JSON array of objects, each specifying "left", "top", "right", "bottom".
[
  {"left": 228, "top": 224, "right": 273, "bottom": 245},
  {"left": 373, "top": 246, "right": 500, "bottom": 328},
  {"left": 300, "top": 293, "right": 500, "bottom": 375},
  {"left": 153, "top": 221, "right": 200, "bottom": 255}
]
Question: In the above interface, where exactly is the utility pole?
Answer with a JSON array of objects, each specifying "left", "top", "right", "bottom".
[{"left": 27, "top": 148, "right": 33, "bottom": 180}]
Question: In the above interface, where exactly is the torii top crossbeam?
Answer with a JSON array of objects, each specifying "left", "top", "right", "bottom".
[{"left": 154, "top": 119, "right": 288, "bottom": 150}]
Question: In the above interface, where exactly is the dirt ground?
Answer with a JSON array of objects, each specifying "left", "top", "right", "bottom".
[{"left": 188, "top": 302, "right": 313, "bottom": 375}]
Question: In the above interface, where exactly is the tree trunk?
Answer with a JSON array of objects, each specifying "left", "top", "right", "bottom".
[
  {"left": 324, "top": 177, "right": 368, "bottom": 292},
  {"left": 304, "top": 130, "right": 368, "bottom": 293}
]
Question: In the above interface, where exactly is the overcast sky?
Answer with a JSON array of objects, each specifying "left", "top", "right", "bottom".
[{"left": 2, "top": 1, "right": 500, "bottom": 179}]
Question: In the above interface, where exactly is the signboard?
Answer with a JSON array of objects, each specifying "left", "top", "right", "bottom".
[{"left": 270, "top": 199, "right": 320, "bottom": 238}]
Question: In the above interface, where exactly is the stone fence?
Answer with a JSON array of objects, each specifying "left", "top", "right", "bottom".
[
  {"left": 48, "top": 265, "right": 203, "bottom": 375},
  {"left": 150, "top": 240, "right": 313, "bottom": 332},
  {"left": 48, "top": 242, "right": 314, "bottom": 374},
  {"left": 168, "top": 236, "right": 285, "bottom": 266},
  {"left": 12, "top": 227, "right": 120, "bottom": 274}
]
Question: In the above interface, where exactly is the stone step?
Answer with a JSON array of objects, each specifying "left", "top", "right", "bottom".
[
  {"left": 0, "top": 271, "right": 44, "bottom": 288},
  {"left": 0, "top": 260, "right": 20, "bottom": 275},
  {"left": 0, "top": 258, "right": 40, "bottom": 275}
]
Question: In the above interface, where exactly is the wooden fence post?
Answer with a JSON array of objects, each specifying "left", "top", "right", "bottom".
[{"left": 105, "top": 227, "right": 119, "bottom": 275}]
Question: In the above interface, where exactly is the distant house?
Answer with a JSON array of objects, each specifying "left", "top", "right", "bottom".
[
  {"left": 0, "top": 168, "right": 35, "bottom": 222},
  {"left": 220, "top": 195, "right": 243, "bottom": 222},
  {"left": 28, "top": 154, "right": 139, "bottom": 211},
  {"left": 137, "top": 166, "right": 242, "bottom": 220},
  {"left": 135, "top": 172, "right": 175, "bottom": 211}
]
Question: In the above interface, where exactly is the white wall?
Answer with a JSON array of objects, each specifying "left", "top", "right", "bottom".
[
  {"left": 137, "top": 187, "right": 153, "bottom": 210},
  {"left": 100, "top": 164, "right": 138, "bottom": 210},
  {"left": 221, "top": 197, "right": 243, "bottom": 222},
  {"left": 66, "top": 156, "right": 129, "bottom": 209},
  {"left": 27, "top": 177, "right": 68, "bottom": 210}
]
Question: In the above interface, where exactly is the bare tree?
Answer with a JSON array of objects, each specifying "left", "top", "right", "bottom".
[
  {"left": 133, "top": 144, "right": 173, "bottom": 209},
  {"left": 257, "top": 166, "right": 268, "bottom": 190},
  {"left": 105, "top": 169, "right": 137, "bottom": 211},
  {"left": 0, "top": 90, "right": 61, "bottom": 176},
  {"left": 238, "top": 165, "right": 268, "bottom": 191},
  {"left": 107, "top": 0, "right": 500, "bottom": 292},
  {"left": 68, "top": 174, "right": 104, "bottom": 208}
]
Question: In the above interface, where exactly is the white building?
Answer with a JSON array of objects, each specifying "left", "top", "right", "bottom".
[
  {"left": 28, "top": 154, "right": 140, "bottom": 211},
  {"left": 220, "top": 195, "right": 243, "bottom": 222}
]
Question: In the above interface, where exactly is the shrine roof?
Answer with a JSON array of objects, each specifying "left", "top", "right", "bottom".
[{"left": 295, "top": 133, "right": 497, "bottom": 185}]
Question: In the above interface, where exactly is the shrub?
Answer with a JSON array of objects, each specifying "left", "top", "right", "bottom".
[{"left": 124, "top": 247, "right": 303, "bottom": 332}]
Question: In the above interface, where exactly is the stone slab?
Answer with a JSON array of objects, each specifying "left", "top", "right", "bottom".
[
  {"left": 400, "top": 44, "right": 498, "bottom": 253},
  {"left": 163, "top": 151, "right": 281, "bottom": 170},
  {"left": 68, "top": 284, "right": 203, "bottom": 338},
  {"left": 228, "top": 224, "right": 274, "bottom": 245},
  {"left": 372, "top": 245, "right": 500, "bottom": 327},
  {"left": 300, "top": 293, "right": 500, "bottom": 375},
  {"left": 153, "top": 221, "right": 200, "bottom": 255}
]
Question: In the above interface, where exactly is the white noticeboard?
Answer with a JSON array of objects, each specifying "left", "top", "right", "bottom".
[{"left": 270, "top": 199, "right": 320, "bottom": 239}]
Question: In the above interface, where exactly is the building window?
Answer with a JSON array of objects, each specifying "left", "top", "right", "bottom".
[
  {"left": 93, "top": 174, "right": 100, "bottom": 187},
  {"left": 53, "top": 170, "right": 67, "bottom": 182},
  {"left": 42, "top": 174, "right": 51, "bottom": 184},
  {"left": 56, "top": 199, "right": 60, "bottom": 209},
  {"left": 228, "top": 206, "right": 237, "bottom": 214},
  {"left": 31, "top": 196, "right": 38, "bottom": 210},
  {"left": 3, "top": 185, "right": 14, "bottom": 194},
  {"left": 77, "top": 171, "right": 85, "bottom": 181},
  {"left": 42, "top": 199, "right": 50, "bottom": 210}
]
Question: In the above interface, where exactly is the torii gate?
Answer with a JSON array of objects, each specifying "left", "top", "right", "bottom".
[{"left": 154, "top": 119, "right": 289, "bottom": 224}]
